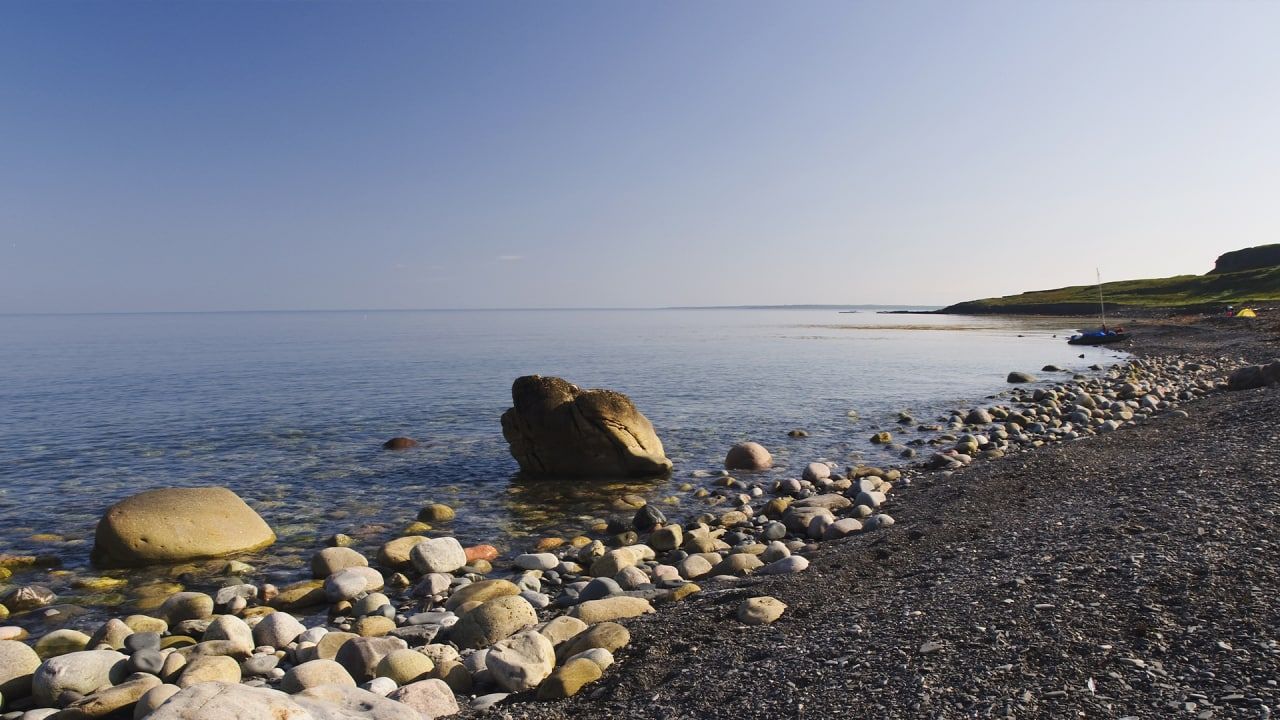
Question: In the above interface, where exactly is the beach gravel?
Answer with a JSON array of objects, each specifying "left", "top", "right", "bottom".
[{"left": 510, "top": 318, "right": 1280, "bottom": 720}]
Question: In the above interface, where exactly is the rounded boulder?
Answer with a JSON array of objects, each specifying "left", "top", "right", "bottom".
[
  {"left": 91, "top": 487, "right": 276, "bottom": 568},
  {"left": 449, "top": 596, "right": 537, "bottom": 650},
  {"left": 725, "top": 442, "right": 772, "bottom": 471},
  {"left": 0, "top": 639, "right": 40, "bottom": 699},
  {"left": 32, "top": 649, "right": 128, "bottom": 706},
  {"left": 282, "top": 659, "right": 356, "bottom": 693}
]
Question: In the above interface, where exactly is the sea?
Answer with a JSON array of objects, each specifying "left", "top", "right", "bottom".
[{"left": 0, "top": 308, "right": 1128, "bottom": 616}]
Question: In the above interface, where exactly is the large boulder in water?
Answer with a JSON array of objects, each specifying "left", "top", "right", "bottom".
[
  {"left": 500, "top": 375, "right": 671, "bottom": 478},
  {"left": 92, "top": 487, "right": 276, "bottom": 568}
]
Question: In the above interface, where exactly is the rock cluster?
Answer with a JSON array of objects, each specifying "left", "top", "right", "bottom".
[
  {"left": 0, "top": 447, "right": 906, "bottom": 718},
  {"left": 0, "top": 353, "right": 1247, "bottom": 718},
  {"left": 915, "top": 357, "right": 1236, "bottom": 471}
]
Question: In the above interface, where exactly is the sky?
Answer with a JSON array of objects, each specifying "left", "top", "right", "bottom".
[{"left": 2, "top": 0, "right": 1278, "bottom": 313}]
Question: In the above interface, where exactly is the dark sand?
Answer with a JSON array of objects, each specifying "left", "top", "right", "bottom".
[{"left": 510, "top": 316, "right": 1280, "bottom": 719}]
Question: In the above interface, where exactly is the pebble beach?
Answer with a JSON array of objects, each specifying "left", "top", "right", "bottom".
[{"left": 1, "top": 314, "right": 1276, "bottom": 719}]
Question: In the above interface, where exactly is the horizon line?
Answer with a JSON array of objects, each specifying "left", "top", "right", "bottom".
[{"left": 0, "top": 303, "right": 943, "bottom": 318}]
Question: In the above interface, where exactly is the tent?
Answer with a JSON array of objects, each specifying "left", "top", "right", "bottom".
[{"left": 1236, "top": 307, "right": 1257, "bottom": 317}]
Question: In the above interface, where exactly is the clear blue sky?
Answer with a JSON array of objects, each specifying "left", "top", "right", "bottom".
[{"left": 2, "top": 0, "right": 1277, "bottom": 313}]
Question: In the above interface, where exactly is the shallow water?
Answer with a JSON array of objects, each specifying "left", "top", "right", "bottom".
[{"left": 0, "top": 309, "right": 1127, "bottom": 616}]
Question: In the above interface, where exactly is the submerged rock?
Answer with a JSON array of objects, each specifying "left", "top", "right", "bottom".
[{"left": 500, "top": 375, "right": 671, "bottom": 478}]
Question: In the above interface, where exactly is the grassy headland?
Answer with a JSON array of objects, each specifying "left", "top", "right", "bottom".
[{"left": 939, "top": 244, "right": 1280, "bottom": 315}]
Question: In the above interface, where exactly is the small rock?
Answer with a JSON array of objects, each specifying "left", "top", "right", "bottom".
[
  {"left": 758, "top": 555, "right": 809, "bottom": 575},
  {"left": 375, "top": 648, "right": 435, "bottom": 686},
  {"left": 417, "top": 503, "right": 456, "bottom": 523},
  {"left": 537, "top": 656, "right": 602, "bottom": 699},
  {"left": 387, "top": 678, "right": 459, "bottom": 717},
  {"left": 32, "top": 649, "right": 128, "bottom": 706},
  {"left": 252, "top": 612, "right": 306, "bottom": 649},
  {"left": 0, "top": 639, "right": 40, "bottom": 699},
  {"left": 737, "top": 596, "right": 786, "bottom": 625},
  {"left": 176, "top": 654, "right": 241, "bottom": 687},
  {"left": 409, "top": 538, "right": 468, "bottom": 575},
  {"left": 311, "top": 547, "right": 369, "bottom": 578},
  {"left": 567, "top": 596, "right": 655, "bottom": 624},
  {"left": 486, "top": 631, "right": 555, "bottom": 693},
  {"left": 801, "top": 463, "right": 831, "bottom": 482},
  {"left": 3, "top": 585, "right": 56, "bottom": 612},
  {"left": 513, "top": 553, "right": 559, "bottom": 571},
  {"left": 158, "top": 592, "right": 214, "bottom": 624},
  {"left": 282, "top": 658, "right": 356, "bottom": 693}
]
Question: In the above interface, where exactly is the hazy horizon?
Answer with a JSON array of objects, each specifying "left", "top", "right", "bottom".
[
  {"left": 3, "top": 1, "right": 1277, "bottom": 314},
  {"left": 0, "top": 303, "right": 943, "bottom": 317}
]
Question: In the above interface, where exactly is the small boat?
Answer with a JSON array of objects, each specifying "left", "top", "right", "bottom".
[
  {"left": 1068, "top": 329, "right": 1129, "bottom": 346},
  {"left": 1066, "top": 269, "right": 1131, "bottom": 346}
]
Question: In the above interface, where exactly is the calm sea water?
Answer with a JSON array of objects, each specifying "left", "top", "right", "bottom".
[{"left": 0, "top": 309, "right": 1126, "bottom": 593}]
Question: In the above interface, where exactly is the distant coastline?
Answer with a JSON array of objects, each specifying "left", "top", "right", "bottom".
[{"left": 0, "top": 304, "right": 943, "bottom": 317}]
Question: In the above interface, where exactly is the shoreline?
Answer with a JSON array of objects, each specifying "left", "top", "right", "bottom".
[
  {"left": 512, "top": 315, "right": 1280, "bottom": 719},
  {"left": 1, "top": 316, "right": 1273, "bottom": 718}
]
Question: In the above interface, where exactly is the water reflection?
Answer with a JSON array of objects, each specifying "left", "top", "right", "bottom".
[{"left": 502, "top": 471, "right": 672, "bottom": 540}]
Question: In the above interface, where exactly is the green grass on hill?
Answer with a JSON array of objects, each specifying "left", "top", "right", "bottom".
[{"left": 946, "top": 265, "right": 1280, "bottom": 312}]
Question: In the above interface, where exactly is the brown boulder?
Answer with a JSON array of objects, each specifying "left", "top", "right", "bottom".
[
  {"left": 1228, "top": 361, "right": 1280, "bottom": 391},
  {"left": 500, "top": 375, "right": 671, "bottom": 478},
  {"left": 382, "top": 437, "right": 418, "bottom": 450},
  {"left": 725, "top": 442, "right": 772, "bottom": 471}
]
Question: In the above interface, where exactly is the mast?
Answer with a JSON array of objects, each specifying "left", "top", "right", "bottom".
[{"left": 1096, "top": 268, "right": 1106, "bottom": 328}]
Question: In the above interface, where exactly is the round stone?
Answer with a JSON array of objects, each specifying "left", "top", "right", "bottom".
[
  {"left": 513, "top": 553, "right": 558, "bottom": 571},
  {"left": 128, "top": 649, "right": 165, "bottom": 675},
  {"left": 282, "top": 659, "right": 356, "bottom": 693},
  {"left": 124, "top": 632, "right": 162, "bottom": 654},
  {"left": 252, "top": 612, "right": 306, "bottom": 649},
  {"left": 91, "top": 487, "right": 276, "bottom": 567},
  {"left": 310, "top": 547, "right": 368, "bottom": 579},
  {"left": 632, "top": 505, "right": 665, "bottom": 533},
  {"left": 0, "top": 640, "right": 40, "bottom": 699},
  {"left": 324, "top": 569, "right": 370, "bottom": 602},
  {"left": 486, "top": 631, "right": 555, "bottom": 693},
  {"left": 417, "top": 504, "right": 455, "bottom": 523},
  {"left": 158, "top": 592, "right": 214, "bottom": 624},
  {"left": 176, "top": 655, "right": 241, "bottom": 687},
  {"left": 737, "top": 596, "right": 787, "bottom": 625},
  {"left": 374, "top": 648, "right": 435, "bottom": 686},
  {"left": 724, "top": 442, "right": 772, "bottom": 471},
  {"left": 801, "top": 463, "right": 831, "bottom": 482},
  {"left": 449, "top": 596, "right": 538, "bottom": 650},
  {"left": 34, "top": 629, "right": 91, "bottom": 658},
  {"left": 577, "top": 577, "right": 622, "bottom": 602}
]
